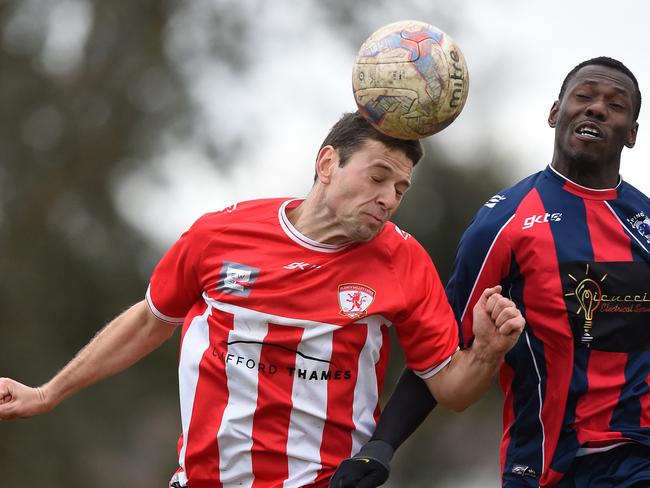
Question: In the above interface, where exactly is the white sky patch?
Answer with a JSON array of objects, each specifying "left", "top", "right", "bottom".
[
  {"left": 41, "top": 0, "right": 94, "bottom": 77},
  {"left": 117, "top": 0, "right": 650, "bottom": 247}
]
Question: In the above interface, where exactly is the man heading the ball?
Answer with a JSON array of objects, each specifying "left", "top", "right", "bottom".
[
  {"left": 0, "top": 112, "right": 524, "bottom": 487},
  {"left": 331, "top": 57, "right": 650, "bottom": 488}
]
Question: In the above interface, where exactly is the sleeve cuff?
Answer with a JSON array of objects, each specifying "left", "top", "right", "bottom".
[
  {"left": 413, "top": 348, "right": 458, "bottom": 379},
  {"left": 146, "top": 285, "right": 186, "bottom": 325}
]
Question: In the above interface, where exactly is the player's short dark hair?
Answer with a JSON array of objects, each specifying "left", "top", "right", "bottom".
[
  {"left": 558, "top": 57, "right": 642, "bottom": 120},
  {"left": 318, "top": 112, "right": 424, "bottom": 169}
]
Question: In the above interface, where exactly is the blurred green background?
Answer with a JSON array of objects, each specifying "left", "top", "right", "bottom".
[{"left": 3, "top": 1, "right": 645, "bottom": 486}]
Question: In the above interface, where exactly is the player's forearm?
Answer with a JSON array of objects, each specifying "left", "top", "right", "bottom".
[
  {"left": 40, "top": 300, "right": 176, "bottom": 409},
  {"left": 425, "top": 344, "right": 501, "bottom": 412},
  {"left": 372, "top": 368, "right": 437, "bottom": 449}
]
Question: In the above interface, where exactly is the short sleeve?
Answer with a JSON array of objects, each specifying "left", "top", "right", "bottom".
[
  {"left": 446, "top": 214, "right": 513, "bottom": 348},
  {"left": 393, "top": 240, "right": 459, "bottom": 379},
  {"left": 146, "top": 219, "right": 207, "bottom": 324}
]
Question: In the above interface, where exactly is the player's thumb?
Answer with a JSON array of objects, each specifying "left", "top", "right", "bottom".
[{"left": 0, "top": 378, "right": 15, "bottom": 403}]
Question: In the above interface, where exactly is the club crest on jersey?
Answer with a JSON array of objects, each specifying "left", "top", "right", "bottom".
[
  {"left": 217, "top": 261, "right": 259, "bottom": 297},
  {"left": 628, "top": 211, "right": 650, "bottom": 244},
  {"left": 338, "top": 283, "right": 375, "bottom": 319}
]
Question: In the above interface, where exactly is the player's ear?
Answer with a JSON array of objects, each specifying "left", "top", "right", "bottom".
[
  {"left": 548, "top": 101, "right": 559, "bottom": 128},
  {"left": 625, "top": 121, "right": 639, "bottom": 148},
  {"left": 315, "top": 145, "right": 338, "bottom": 184}
]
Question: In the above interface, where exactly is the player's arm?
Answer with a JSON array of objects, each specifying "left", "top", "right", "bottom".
[
  {"left": 424, "top": 286, "right": 522, "bottom": 411},
  {"left": 0, "top": 300, "right": 177, "bottom": 420},
  {"left": 329, "top": 368, "right": 436, "bottom": 488}
]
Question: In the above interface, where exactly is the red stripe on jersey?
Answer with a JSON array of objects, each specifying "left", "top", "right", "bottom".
[
  {"left": 510, "top": 190, "right": 574, "bottom": 485},
  {"left": 250, "top": 323, "right": 304, "bottom": 487},
  {"left": 185, "top": 308, "right": 234, "bottom": 487},
  {"left": 314, "top": 324, "right": 372, "bottom": 485},
  {"left": 499, "top": 361, "right": 516, "bottom": 475},
  {"left": 577, "top": 200, "right": 631, "bottom": 445},
  {"left": 560, "top": 177, "right": 618, "bottom": 200},
  {"left": 574, "top": 351, "right": 627, "bottom": 445},
  {"left": 584, "top": 200, "right": 633, "bottom": 262},
  {"left": 642, "top": 370, "right": 650, "bottom": 428},
  {"left": 544, "top": 468, "right": 565, "bottom": 487}
]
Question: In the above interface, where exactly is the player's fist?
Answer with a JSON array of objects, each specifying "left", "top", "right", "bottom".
[
  {"left": 472, "top": 286, "right": 525, "bottom": 357},
  {"left": 329, "top": 440, "right": 393, "bottom": 488},
  {"left": 0, "top": 378, "right": 51, "bottom": 420},
  {"left": 329, "top": 457, "right": 389, "bottom": 488}
]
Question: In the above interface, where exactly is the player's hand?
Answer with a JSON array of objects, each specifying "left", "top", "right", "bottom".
[
  {"left": 472, "top": 286, "right": 525, "bottom": 358},
  {"left": 0, "top": 378, "right": 52, "bottom": 420},
  {"left": 329, "top": 458, "right": 388, "bottom": 488},
  {"left": 329, "top": 440, "right": 392, "bottom": 488}
]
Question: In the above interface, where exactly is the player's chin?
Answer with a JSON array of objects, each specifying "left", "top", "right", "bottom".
[{"left": 351, "top": 223, "right": 383, "bottom": 242}]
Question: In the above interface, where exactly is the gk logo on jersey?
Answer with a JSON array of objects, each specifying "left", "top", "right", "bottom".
[{"left": 338, "top": 283, "right": 376, "bottom": 319}]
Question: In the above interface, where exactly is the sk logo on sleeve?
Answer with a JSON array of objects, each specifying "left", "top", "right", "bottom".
[{"left": 338, "top": 283, "right": 376, "bottom": 319}]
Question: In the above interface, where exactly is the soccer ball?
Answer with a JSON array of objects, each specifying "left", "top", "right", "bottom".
[{"left": 352, "top": 20, "right": 469, "bottom": 140}]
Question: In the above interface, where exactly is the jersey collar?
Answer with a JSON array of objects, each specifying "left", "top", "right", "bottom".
[
  {"left": 278, "top": 199, "right": 353, "bottom": 253},
  {"left": 546, "top": 165, "right": 620, "bottom": 200}
]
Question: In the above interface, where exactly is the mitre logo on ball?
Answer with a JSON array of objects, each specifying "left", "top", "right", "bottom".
[{"left": 352, "top": 20, "right": 469, "bottom": 140}]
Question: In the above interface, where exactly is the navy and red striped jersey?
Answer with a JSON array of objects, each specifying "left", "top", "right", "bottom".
[{"left": 446, "top": 165, "right": 650, "bottom": 487}]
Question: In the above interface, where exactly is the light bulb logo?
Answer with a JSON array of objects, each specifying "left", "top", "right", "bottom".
[
  {"left": 565, "top": 264, "right": 606, "bottom": 346},
  {"left": 576, "top": 278, "right": 601, "bottom": 317}
]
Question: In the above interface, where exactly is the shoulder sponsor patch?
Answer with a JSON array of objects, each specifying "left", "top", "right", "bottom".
[{"left": 217, "top": 261, "right": 259, "bottom": 297}]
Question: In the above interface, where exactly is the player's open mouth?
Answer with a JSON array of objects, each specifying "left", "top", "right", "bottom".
[{"left": 574, "top": 122, "right": 604, "bottom": 141}]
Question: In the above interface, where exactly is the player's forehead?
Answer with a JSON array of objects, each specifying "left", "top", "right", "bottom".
[
  {"left": 566, "top": 65, "right": 636, "bottom": 98},
  {"left": 351, "top": 139, "right": 414, "bottom": 181}
]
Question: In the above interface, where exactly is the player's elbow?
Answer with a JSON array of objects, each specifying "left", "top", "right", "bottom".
[{"left": 425, "top": 381, "right": 474, "bottom": 412}]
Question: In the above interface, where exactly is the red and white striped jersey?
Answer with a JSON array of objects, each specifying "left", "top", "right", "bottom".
[{"left": 146, "top": 198, "right": 458, "bottom": 488}]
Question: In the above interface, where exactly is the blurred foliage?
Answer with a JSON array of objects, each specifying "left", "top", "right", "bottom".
[
  {"left": 1, "top": 1, "right": 511, "bottom": 487},
  {"left": 1, "top": 1, "right": 198, "bottom": 486}
]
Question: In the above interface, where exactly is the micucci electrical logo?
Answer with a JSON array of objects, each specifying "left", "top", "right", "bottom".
[{"left": 565, "top": 263, "right": 650, "bottom": 347}]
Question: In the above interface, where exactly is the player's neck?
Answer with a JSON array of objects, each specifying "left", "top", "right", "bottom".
[
  {"left": 286, "top": 198, "right": 353, "bottom": 246},
  {"left": 551, "top": 157, "right": 621, "bottom": 190}
]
